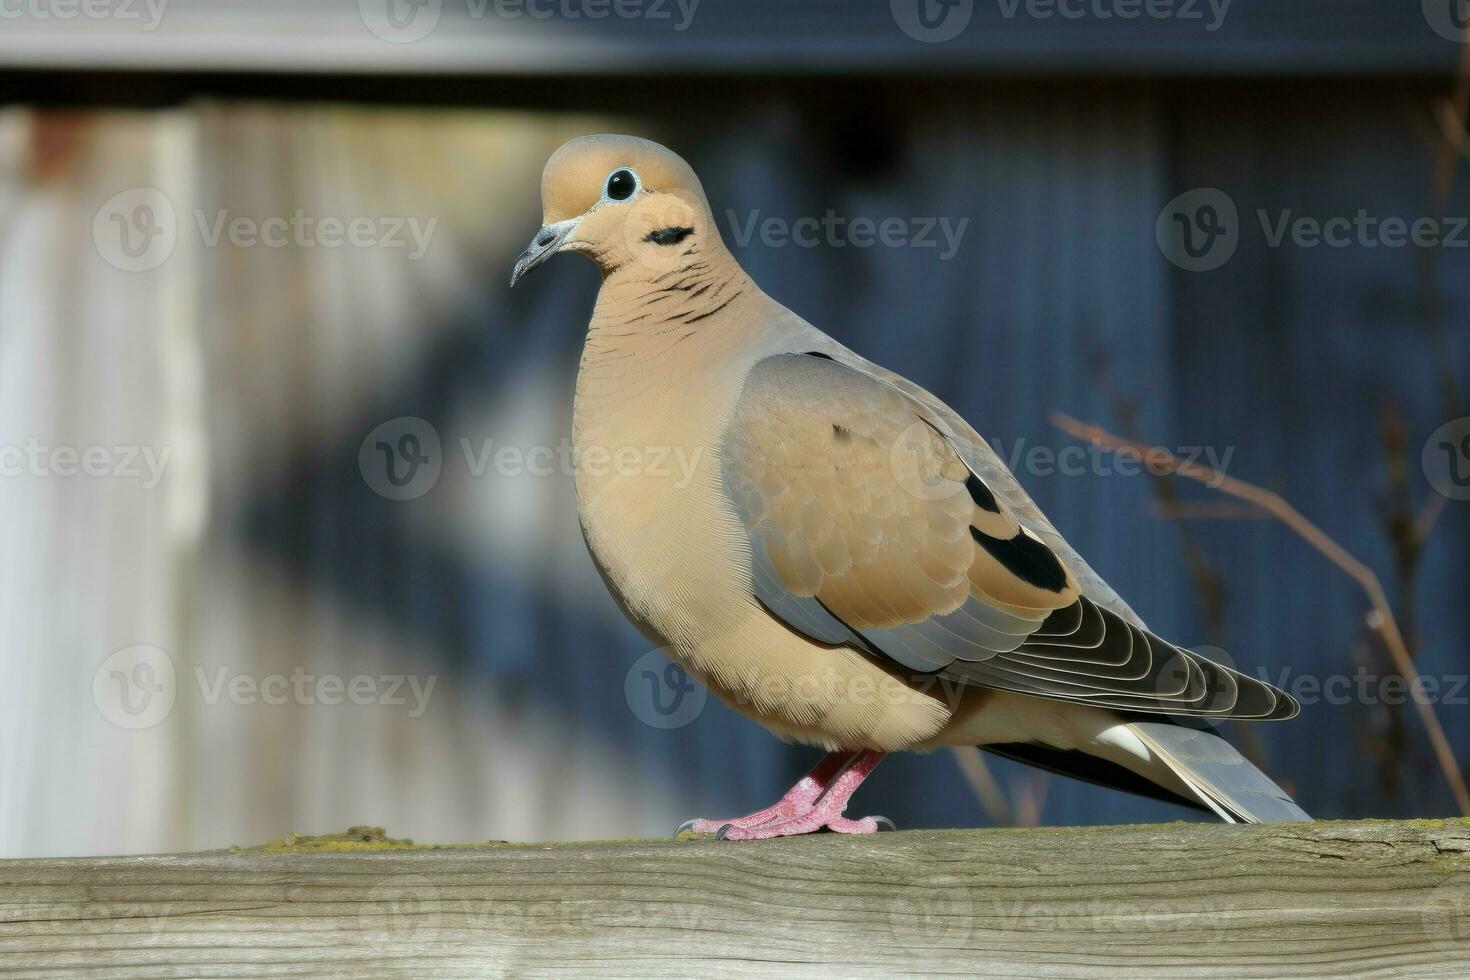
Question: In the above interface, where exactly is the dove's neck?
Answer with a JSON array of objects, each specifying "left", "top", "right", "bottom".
[
  {"left": 571, "top": 248, "right": 786, "bottom": 518},
  {"left": 575, "top": 249, "right": 764, "bottom": 414}
]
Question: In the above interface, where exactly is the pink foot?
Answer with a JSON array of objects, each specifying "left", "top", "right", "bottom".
[
  {"left": 698, "top": 750, "right": 890, "bottom": 842},
  {"left": 679, "top": 751, "right": 853, "bottom": 835}
]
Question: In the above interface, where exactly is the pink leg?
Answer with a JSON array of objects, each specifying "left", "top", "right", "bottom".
[
  {"left": 717, "top": 750, "right": 888, "bottom": 841},
  {"left": 680, "top": 751, "right": 854, "bottom": 835}
]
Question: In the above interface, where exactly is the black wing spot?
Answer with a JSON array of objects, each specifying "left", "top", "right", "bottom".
[
  {"left": 803, "top": 351, "right": 834, "bottom": 360},
  {"left": 965, "top": 472, "right": 999, "bottom": 513},
  {"left": 645, "top": 226, "right": 695, "bottom": 246},
  {"left": 970, "top": 526, "right": 1068, "bottom": 593}
]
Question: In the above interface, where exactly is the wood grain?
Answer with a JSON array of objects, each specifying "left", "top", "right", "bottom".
[{"left": 1, "top": 820, "right": 1467, "bottom": 978}]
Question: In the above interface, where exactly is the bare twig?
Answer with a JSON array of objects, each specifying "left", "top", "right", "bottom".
[
  {"left": 1414, "top": 491, "right": 1449, "bottom": 545},
  {"left": 1433, "top": 34, "right": 1470, "bottom": 207},
  {"left": 948, "top": 747, "right": 1013, "bottom": 826},
  {"left": 1013, "top": 772, "right": 1051, "bottom": 828},
  {"left": 1083, "top": 353, "right": 1268, "bottom": 769},
  {"left": 1051, "top": 411, "right": 1470, "bottom": 817},
  {"left": 1149, "top": 501, "right": 1272, "bottom": 521}
]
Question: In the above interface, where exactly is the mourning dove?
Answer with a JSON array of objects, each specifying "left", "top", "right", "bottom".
[{"left": 512, "top": 134, "right": 1309, "bottom": 839}]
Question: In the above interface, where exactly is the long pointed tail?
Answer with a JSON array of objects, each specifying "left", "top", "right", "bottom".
[{"left": 1128, "top": 721, "right": 1311, "bottom": 823}]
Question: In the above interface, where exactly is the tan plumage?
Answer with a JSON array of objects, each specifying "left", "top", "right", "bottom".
[{"left": 513, "top": 134, "right": 1309, "bottom": 832}]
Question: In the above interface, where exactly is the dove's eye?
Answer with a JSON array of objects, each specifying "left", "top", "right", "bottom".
[{"left": 605, "top": 169, "right": 637, "bottom": 201}]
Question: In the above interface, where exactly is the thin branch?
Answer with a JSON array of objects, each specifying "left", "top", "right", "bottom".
[
  {"left": 1150, "top": 501, "right": 1272, "bottom": 521},
  {"left": 1433, "top": 34, "right": 1470, "bottom": 208},
  {"left": 1414, "top": 491, "right": 1449, "bottom": 545},
  {"left": 1051, "top": 411, "right": 1470, "bottom": 817},
  {"left": 1013, "top": 772, "right": 1051, "bottom": 828},
  {"left": 948, "top": 747, "right": 1013, "bottom": 826}
]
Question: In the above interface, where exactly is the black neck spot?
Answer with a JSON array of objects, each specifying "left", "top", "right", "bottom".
[{"left": 645, "top": 226, "right": 695, "bottom": 246}]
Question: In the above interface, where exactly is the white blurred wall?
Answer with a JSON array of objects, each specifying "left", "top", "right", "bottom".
[{"left": 0, "top": 106, "right": 692, "bottom": 856}]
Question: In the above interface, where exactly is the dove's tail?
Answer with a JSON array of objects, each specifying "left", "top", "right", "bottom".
[
  {"left": 1124, "top": 721, "right": 1311, "bottom": 823},
  {"left": 977, "top": 699, "right": 1311, "bottom": 823}
]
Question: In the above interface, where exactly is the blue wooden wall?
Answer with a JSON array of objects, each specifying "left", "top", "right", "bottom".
[{"left": 245, "top": 77, "right": 1469, "bottom": 832}]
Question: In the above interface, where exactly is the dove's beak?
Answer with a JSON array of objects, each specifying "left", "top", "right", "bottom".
[{"left": 510, "top": 218, "right": 578, "bottom": 287}]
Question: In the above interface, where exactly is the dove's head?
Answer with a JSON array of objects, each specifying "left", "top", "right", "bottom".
[{"left": 510, "top": 134, "right": 722, "bottom": 286}]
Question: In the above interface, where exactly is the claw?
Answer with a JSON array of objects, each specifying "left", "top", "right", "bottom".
[
  {"left": 874, "top": 815, "right": 897, "bottom": 832},
  {"left": 675, "top": 819, "right": 699, "bottom": 837}
]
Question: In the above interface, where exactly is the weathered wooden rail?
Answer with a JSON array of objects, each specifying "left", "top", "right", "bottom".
[{"left": 1, "top": 820, "right": 1467, "bottom": 977}]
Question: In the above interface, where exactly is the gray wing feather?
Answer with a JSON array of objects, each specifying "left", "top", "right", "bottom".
[
  {"left": 747, "top": 528, "right": 863, "bottom": 648},
  {"left": 1130, "top": 722, "right": 1313, "bottom": 822}
]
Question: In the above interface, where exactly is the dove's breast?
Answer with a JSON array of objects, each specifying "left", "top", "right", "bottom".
[
  {"left": 572, "top": 345, "right": 755, "bottom": 655},
  {"left": 570, "top": 318, "right": 955, "bottom": 751}
]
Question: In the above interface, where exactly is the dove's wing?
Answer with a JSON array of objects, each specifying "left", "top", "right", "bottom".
[
  {"left": 813, "top": 347, "right": 1150, "bottom": 630},
  {"left": 723, "top": 351, "right": 1297, "bottom": 721}
]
